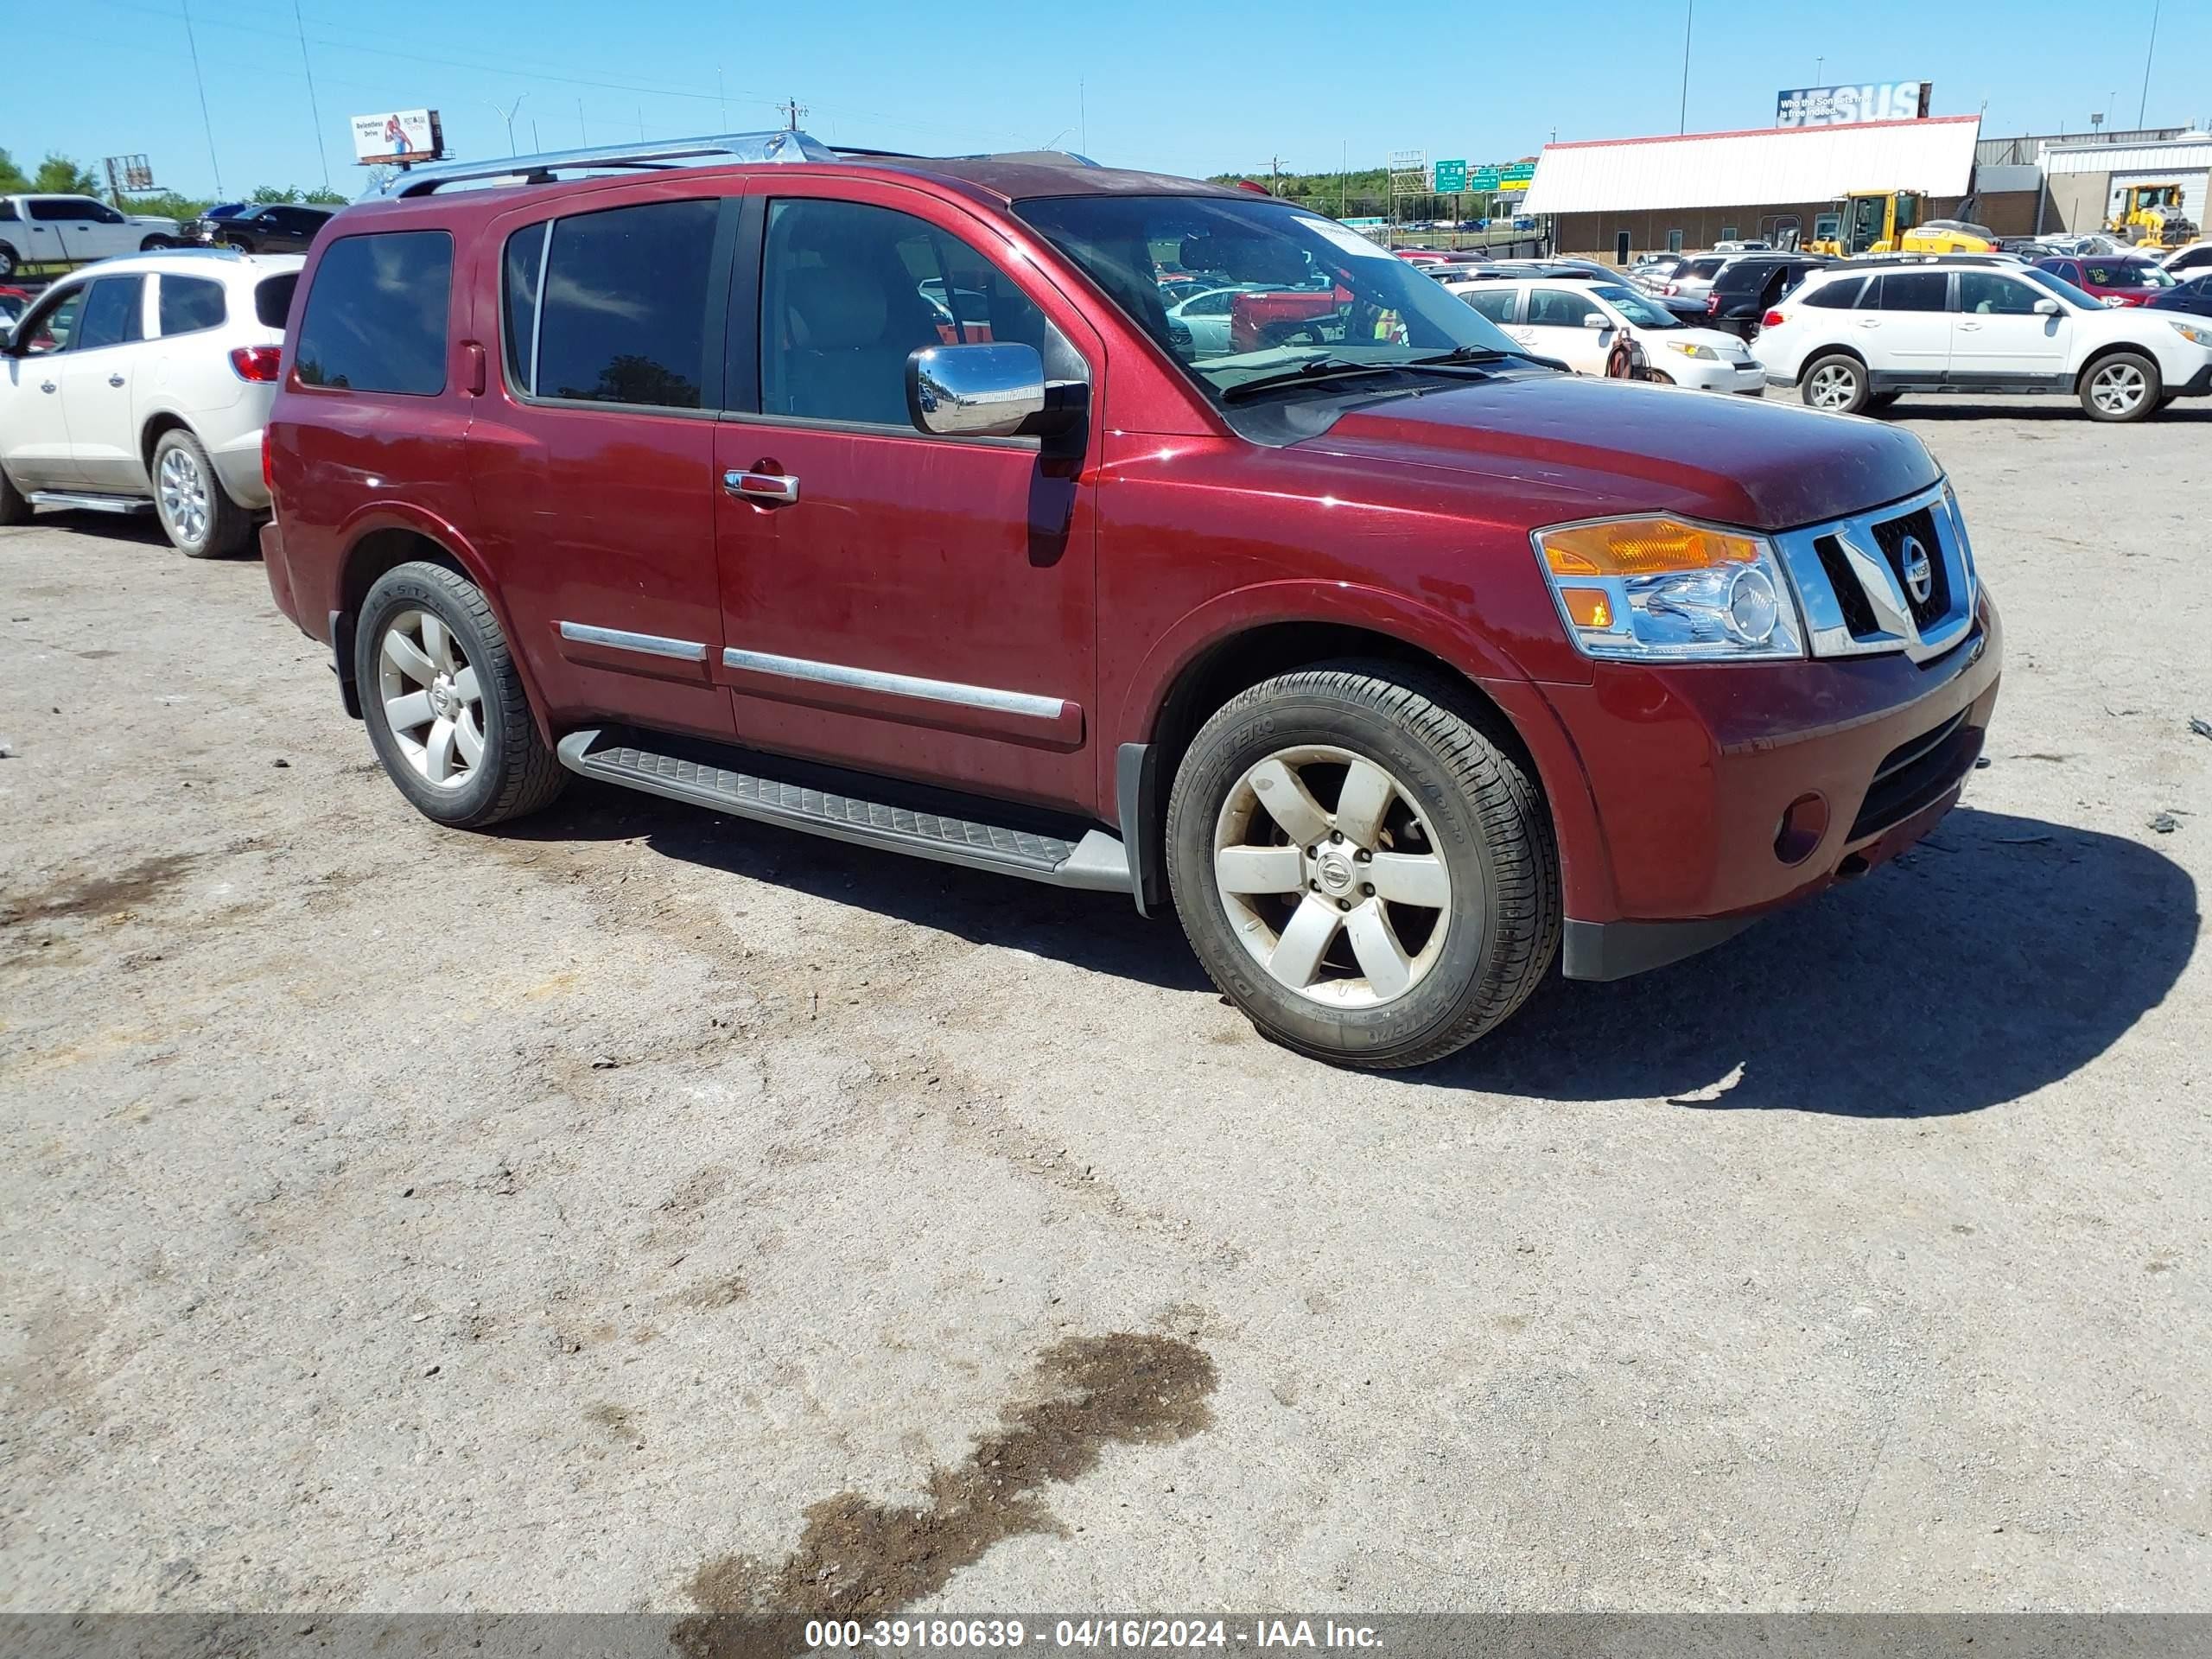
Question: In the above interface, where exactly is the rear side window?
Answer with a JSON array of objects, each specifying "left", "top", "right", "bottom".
[
  {"left": 159, "top": 276, "right": 227, "bottom": 336},
  {"left": 1874, "top": 271, "right": 1948, "bottom": 312},
  {"left": 76, "top": 276, "right": 146, "bottom": 350},
  {"left": 519, "top": 199, "right": 720, "bottom": 408},
  {"left": 254, "top": 273, "right": 298, "bottom": 329},
  {"left": 295, "top": 231, "right": 452, "bottom": 395},
  {"left": 1802, "top": 276, "right": 1867, "bottom": 308}
]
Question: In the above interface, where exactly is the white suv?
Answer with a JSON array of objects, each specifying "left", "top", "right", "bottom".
[
  {"left": 1757, "top": 257, "right": 2212, "bottom": 423},
  {"left": 1440, "top": 273, "right": 1766, "bottom": 392},
  {"left": 0, "top": 249, "right": 300, "bottom": 554}
]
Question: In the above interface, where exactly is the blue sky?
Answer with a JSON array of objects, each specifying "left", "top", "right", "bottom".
[{"left": 12, "top": 0, "right": 2209, "bottom": 198}]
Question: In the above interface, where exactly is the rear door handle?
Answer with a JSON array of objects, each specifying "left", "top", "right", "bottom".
[{"left": 724, "top": 469, "right": 799, "bottom": 504}]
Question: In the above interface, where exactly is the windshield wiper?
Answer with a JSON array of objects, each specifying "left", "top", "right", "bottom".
[{"left": 1220, "top": 350, "right": 1510, "bottom": 402}]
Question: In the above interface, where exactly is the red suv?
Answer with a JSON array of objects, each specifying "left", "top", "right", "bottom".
[{"left": 260, "top": 134, "right": 2002, "bottom": 1069}]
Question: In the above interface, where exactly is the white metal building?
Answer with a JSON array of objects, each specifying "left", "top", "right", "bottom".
[
  {"left": 2038, "top": 136, "right": 2212, "bottom": 237},
  {"left": 1522, "top": 115, "right": 1989, "bottom": 261}
]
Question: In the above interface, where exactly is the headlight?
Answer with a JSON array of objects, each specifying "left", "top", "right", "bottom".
[
  {"left": 1665, "top": 340, "right": 1721, "bottom": 359},
  {"left": 2170, "top": 320, "right": 2212, "bottom": 346},
  {"left": 1532, "top": 517, "right": 1804, "bottom": 661}
]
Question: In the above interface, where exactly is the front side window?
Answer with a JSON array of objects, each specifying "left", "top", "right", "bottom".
[
  {"left": 1459, "top": 287, "right": 1516, "bottom": 323},
  {"left": 16, "top": 287, "right": 85, "bottom": 353},
  {"left": 521, "top": 198, "right": 720, "bottom": 408},
  {"left": 761, "top": 197, "right": 1059, "bottom": 428},
  {"left": 1012, "top": 193, "right": 1518, "bottom": 402},
  {"left": 1957, "top": 273, "right": 2043, "bottom": 315},
  {"left": 1875, "top": 271, "right": 1948, "bottom": 312},
  {"left": 1528, "top": 287, "right": 1600, "bottom": 327},
  {"left": 2022, "top": 268, "right": 2103, "bottom": 311},
  {"left": 295, "top": 230, "right": 452, "bottom": 394},
  {"left": 159, "top": 275, "right": 227, "bottom": 336},
  {"left": 29, "top": 198, "right": 85, "bottom": 223},
  {"left": 74, "top": 276, "right": 145, "bottom": 351}
]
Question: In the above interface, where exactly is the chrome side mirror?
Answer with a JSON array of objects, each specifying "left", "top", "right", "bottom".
[
  {"left": 906, "top": 342, "right": 1050, "bottom": 438},
  {"left": 1582, "top": 314, "right": 1611, "bottom": 329},
  {"left": 2032, "top": 297, "right": 2060, "bottom": 315}
]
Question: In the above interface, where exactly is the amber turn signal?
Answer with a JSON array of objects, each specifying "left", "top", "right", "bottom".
[
  {"left": 1559, "top": 587, "right": 1613, "bottom": 628},
  {"left": 1541, "top": 518, "right": 1764, "bottom": 577}
]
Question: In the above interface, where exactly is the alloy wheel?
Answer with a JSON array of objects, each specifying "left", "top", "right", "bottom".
[
  {"left": 156, "top": 448, "right": 210, "bottom": 548},
  {"left": 1807, "top": 364, "right": 1858, "bottom": 409},
  {"left": 2089, "top": 361, "right": 2147, "bottom": 416},
  {"left": 1211, "top": 744, "right": 1452, "bottom": 1008},
  {"left": 377, "top": 610, "right": 485, "bottom": 789}
]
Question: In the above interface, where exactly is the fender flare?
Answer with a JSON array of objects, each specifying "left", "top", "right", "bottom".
[{"left": 332, "top": 500, "right": 556, "bottom": 746}]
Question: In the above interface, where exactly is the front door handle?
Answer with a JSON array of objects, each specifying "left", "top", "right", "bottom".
[
  {"left": 40, "top": 380, "right": 57, "bottom": 393},
  {"left": 724, "top": 468, "right": 799, "bottom": 504},
  {"left": 108, "top": 372, "right": 126, "bottom": 386}
]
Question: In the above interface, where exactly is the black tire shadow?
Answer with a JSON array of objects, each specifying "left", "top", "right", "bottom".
[
  {"left": 501, "top": 777, "right": 1213, "bottom": 995},
  {"left": 1432, "top": 808, "right": 2198, "bottom": 1116},
  {"left": 1893, "top": 402, "right": 2212, "bottom": 424},
  {"left": 25, "top": 509, "right": 176, "bottom": 549}
]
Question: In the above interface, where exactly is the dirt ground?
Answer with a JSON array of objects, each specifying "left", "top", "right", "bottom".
[{"left": 3, "top": 397, "right": 2208, "bottom": 1618}]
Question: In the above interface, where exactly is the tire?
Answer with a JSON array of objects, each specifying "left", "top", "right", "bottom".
[
  {"left": 356, "top": 561, "right": 565, "bottom": 830},
  {"left": 1644, "top": 369, "right": 1675, "bottom": 386},
  {"left": 0, "top": 241, "right": 17, "bottom": 280},
  {"left": 149, "top": 429, "right": 251, "bottom": 557},
  {"left": 1166, "top": 662, "right": 1560, "bottom": 1071},
  {"left": 138, "top": 235, "right": 170, "bottom": 251},
  {"left": 1801, "top": 353, "right": 1869, "bottom": 415},
  {"left": 2079, "top": 351, "right": 2162, "bottom": 422},
  {"left": 0, "top": 465, "right": 30, "bottom": 527}
]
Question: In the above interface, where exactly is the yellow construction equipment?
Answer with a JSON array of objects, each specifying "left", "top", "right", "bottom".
[
  {"left": 1806, "top": 190, "right": 1998, "bottom": 257},
  {"left": 2108, "top": 183, "right": 2199, "bottom": 248}
]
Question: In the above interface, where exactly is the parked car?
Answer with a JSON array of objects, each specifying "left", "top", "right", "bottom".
[
  {"left": 1439, "top": 274, "right": 1765, "bottom": 391},
  {"left": 2145, "top": 271, "right": 2212, "bottom": 319},
  {"left": 0, "top": 249, "right": 302, "bottom": 552},
  {"left": 1701, "top": 254, "right": 1831, "bottom": 339},
  {"left": 256, "top": 136, "right": 2002, "bottom": 1069},
  {"left": 2156, "top": 239, "right": 2212, "bottom": 277},
  {"left": 2031, "top": 254, "right": 2178, "bottom": 307},
  {"left": 1162, "top": 283, "right": 1256, "bottom": 352},
  {"left": 186, "top": 201, "right": 335, "bottom": 254},
  {"left": 1756, "top": 257, "right": 2212, "bottom": 421},
  {"left": 1711, "top": 238, "right": 1771, "bottom": 253},
  {"left": 2028, "top": 233, "right": 2133, "bottom": 257},
  {"left": 0, "top": 194, "right": 181, "bottom": 279},
  {"left": 0, "top": 284, "right": 30, "bottom": 329}
]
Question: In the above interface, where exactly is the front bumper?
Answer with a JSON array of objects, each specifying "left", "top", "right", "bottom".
[{"left": 1547, "top": 589, "right": 2004, "bottom": 980}]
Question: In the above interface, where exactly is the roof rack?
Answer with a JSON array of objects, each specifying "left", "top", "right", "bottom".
[{"left": 375, "top": 128, "right": 838, "bottom": 199}]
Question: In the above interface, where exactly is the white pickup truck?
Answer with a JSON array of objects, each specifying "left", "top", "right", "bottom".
[{"left": 0, "top": 194, "right": 181, "bottom": 280}]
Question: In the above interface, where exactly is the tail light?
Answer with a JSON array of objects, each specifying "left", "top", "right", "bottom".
[
  {"left": 1662, "top": 282, "right": 1677, "bottom": 294},
  {"left": 1762, "top": 308, "right": 1786, "bottom": 328},
  {"left": 230, "top": 345, "right": 282, "bottom": 382},
  {"left": 1705, "top": 294, "right": 1719, "bottom": 315}
]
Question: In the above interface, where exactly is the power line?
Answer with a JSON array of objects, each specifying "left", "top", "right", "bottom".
[
  {"left": 180, "top": 0, "right": 224, "bottom": 194},
  {"left": 292, "top": 0, "right": 330, "bottom": 189}
]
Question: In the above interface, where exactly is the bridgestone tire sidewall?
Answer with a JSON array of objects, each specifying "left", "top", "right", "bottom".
[
  {"left": 1169, "top": 688, "right": 1505, "bottom": 1065},
  {"left": 356, "top": 568, "right": 512, "bottom": 827}
]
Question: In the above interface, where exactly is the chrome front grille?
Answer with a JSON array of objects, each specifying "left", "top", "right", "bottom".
[{"left": 1770, "top": 481, "right": 1978, "bottom": 664}]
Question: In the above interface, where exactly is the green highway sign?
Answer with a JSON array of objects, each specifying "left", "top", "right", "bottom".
[
  {"left": 1467, "top": 167, "right": 1500, "bottom": 191},
  {"left": 1433, "top": 159, "right": 1467, "bottom": 194},
  {"left": 1466, "top": 161, "right": 1535, "bottom": 193}
]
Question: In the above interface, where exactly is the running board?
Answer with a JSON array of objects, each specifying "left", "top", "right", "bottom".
[
  {"left": 27, "top": 491, "right": 153, "bottom": 515},
  {"left": 556, "top": 729, "right": 1133, "bottom": 894}
]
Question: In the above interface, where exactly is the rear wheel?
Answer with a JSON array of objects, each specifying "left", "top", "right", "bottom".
[
  {"left": 1802, "top": 353, "right": 1869, "bottom": 415},
  {"left": 0, "top": 241, "right": 19, "bottom": 280},
  {"left": 1166, "top": 663, "right": 1560, "bottom": 1070},
  {"left": 356, "top": 561, "right": 565, "bottom": 830},
  {"left": 2080, "top": 351, "right": 2161, "bottom": 422},
  {"left": 151, "top": 429, "right": 251, "bottom": 557}
]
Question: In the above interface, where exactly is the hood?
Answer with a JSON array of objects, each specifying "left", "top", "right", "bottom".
[{"left": 1297, "top": 372, "right": 1940, "bottom": 531}]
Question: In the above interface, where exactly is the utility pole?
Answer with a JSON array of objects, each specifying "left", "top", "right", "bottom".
[
  {"left": 1678, "top": 0, "right": 1694, "bottom": 134},
  {"left": 717, "top": 67, "right": 727, "bottom": 130},
  {"left": 577, "top": 99, "right": 588, "bottom": 144},
  {"left": 181, "top": 0, "right": 223, "bottom": 195},
  {"left": 779, "top": 96, "right": 808, "bottom": 131},
  {"left": 293, "top": 0, "right": 330, "bottom": 189},
  {"left": 1815, "top": 55, "right": 1823, "bottom": 83},
  {"left": 1079, "top": 79, "right": 1088, "bottom": 154},
  {"left": 1340, "top": 140, "right": 1347, "bottom": 219},
  {"left": 2139, "top": 0, "right": 2160, "bottom": 127},
  {"left": 1268, "top": 155, "right": 1283, "bottom": 197}
]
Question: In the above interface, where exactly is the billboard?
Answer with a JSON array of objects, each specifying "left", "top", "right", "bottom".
[
  {"left": 1776, "top": 80, "right": 1931, "bottom": 128},
  {"left": 350, "top": 109, "right": 446, "bottom": 164}
]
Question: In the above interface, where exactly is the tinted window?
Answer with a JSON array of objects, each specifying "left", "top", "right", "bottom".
[
  {"left": 75, "top": 276, "right": 145, "bottom": 350},
  {"left": 159, "top": 275, "right": 227, "bottom": 335},
  {"left": 1802, "top": 275, "right": 1868, "bottom": 308},
  {"left": 1460, "top": 287, "right": 1516, "bottom": 322},
  {"left": 502, "top": 224, "right": 546, "bottom": 393},
  {"left": 1957, "top": 273, "right": 2043, "bottom": 315},
  {"left": 524, "top": 200, "right": 718, "bottom": 408},
  {"left": 255, "top": 273, "right": 298, "bottom": 329},
  {"left": 1875, "top": 271, "right": 1948, "bottom": 312},
  {"left": 763, "top": 197, "right": 1055, "bottom": 427},
  {"left": 0, "top": 200, "right": 16, "bottom": 223},
  {"left": 295, "top": 231, "right": 452, "bottom": 394},
  {"left": 1528, "top": 287, "right": 1600, "bottom": 327},
  {"left": 29, "top": 199, "right": 86, "bottom": 222},
  {"left": 1713, "top": 261, "right": 1774, "bottom": 293}
]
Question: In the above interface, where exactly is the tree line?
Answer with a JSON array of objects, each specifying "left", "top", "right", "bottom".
[{"left": 1, "top": 147, "right": 346, "bottom": 222}]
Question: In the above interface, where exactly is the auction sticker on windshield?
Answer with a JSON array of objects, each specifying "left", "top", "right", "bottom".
[{"left": 1301, "top": 218, "right": 1395, "bottom": 262}]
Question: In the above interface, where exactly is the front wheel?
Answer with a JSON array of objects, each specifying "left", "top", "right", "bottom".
[
  {"left": 356, "top": 561, "right": 566, "bottom": 830},
  {"left": 1166, "top": 663, "right": 1560, "bottom": 1070},
  {"left": 139, "top": 235, "right": 170, "bottom": 251},
  {"left": 1801, "top": 353, "right": 1869, "bottom": 415},
  {"left": 2080, "top": 352, "right": 2161, "bottom": 422}
]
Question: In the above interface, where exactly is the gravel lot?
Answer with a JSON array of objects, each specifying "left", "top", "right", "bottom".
[{"left": 3, "top": 397, "right": 2207, "bottom": 1618}]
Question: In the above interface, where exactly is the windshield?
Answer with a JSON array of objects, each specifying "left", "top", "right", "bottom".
[
  {"left": 2086, "top": 261, "right": 2176, "bottom": 289},
  {"left": 2021, "top": 268, "right": 2104, "bottom": 310},
  {"left": 1012, "top": 194, "right": 1525, "bottom": 400},
  {"left": 1592, "top": 284, "right": 1678, "bottom": 328}
]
